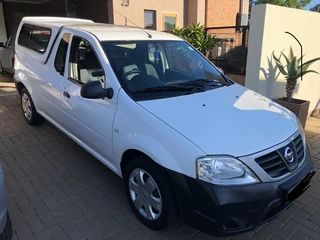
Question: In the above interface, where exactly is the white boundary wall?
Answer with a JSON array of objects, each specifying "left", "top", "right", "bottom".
[{"left": 246, "top": 4, "right": 320, "bottom": 114}]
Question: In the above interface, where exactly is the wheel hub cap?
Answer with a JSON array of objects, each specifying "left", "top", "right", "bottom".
[
  {"left": 22, "top": 93, "right": 32, "bottom": 121},
  {"left": 129, "top": 168, "right": 162, "bottom": 221}
]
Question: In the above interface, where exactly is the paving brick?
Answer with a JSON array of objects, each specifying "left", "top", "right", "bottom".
[
  {"left": 93, "top": 220, "right": 115, "bottom": 238},
  {"left": 34, "top": 224, "right": 62, "bottom": 240},
  {"left": 50, "top": 187, "right": 67, "bottom": 200},
  {"left": 36, "top": 205, "right": 53, "bottom": 220},
  {"left": 16, "top": 226, "right": 35, "bottom": 240},
  {"left": 280, "top": 219, "right": 301, "bottom": 235},
  {"left": 107, "top": 229, "right": 133, "bottom": 240},
  {"left": 73, "top": 198, "right": 90, "bottom": 212},
  {"left": 26, "top": 215, "right": 45, "bottom": 233},
  {"left": 289, "top": 231, "right": 308, "bottom": 240},
  {"left": 83, "top": 205, "right": 107, "bottom": 218},
  {"left": 308, "top": 208, "right": 320, "bottom": 225},
  {"left": 110, "top": 217, "right": 136, "bottom": 233},
  {"left": 60, "top": 218, "right": 80, "bottom": 235},
  {"left": 276, "top": 210, "right": 294, "bottom": 223},
  {"left": 99, "top": 210, "right": 118, "bottom": 226},
  {"left": 77, "top": 215, "right": 102, "bottom": 230},
  {"left": 179, "top": 226, "right": 198, "bottom": 239},
  {"left": 301, "top": 201, "right": 319, "bottom": 215},
  {"left": 128, "top": 223, "right": 151, "bottom": 240},
  {"left": 69, "top": 226, "right": 97, "bottom": 240},
  {"left": 79, "top": 190, "right": 96, "bottom": 202},
  {"left": 298, "top": 226, "right": 320, "bottom": 239},
  {"left": 86, "top": 233, "right": 104, "bottom": 240},
  {"left": 67, "top": 208, "right": 86, "bottom": 223},
  {"left": 51, "top": 202, "right": 75, "bottom": 215},
  {"left": 292, "top": 215, "right": 317, "bottom": 230},
  {"left": 51, "top": 230, "right": 70, "bottom": 240},
  {"left": 42, "top": 212, "right": 69, "bottom": 227}
]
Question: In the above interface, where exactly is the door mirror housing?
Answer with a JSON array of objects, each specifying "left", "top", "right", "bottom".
[
  {"left": 0, "top": 42, "right": 4, "bottom": 48},
  {"left": 80, "top": 81, "right": 114, "bottom": 99}
]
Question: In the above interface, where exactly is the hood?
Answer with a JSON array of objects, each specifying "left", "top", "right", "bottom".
[{"left": 138, "top": 84, "right": 298, "bottom": 157}]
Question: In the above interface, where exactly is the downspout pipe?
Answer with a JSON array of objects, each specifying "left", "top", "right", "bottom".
[{"left": 240, "top": 0, "right": 245, "bottom": 13}]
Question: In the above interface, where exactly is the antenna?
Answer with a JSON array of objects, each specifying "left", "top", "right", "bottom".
[{"left": 106, "top": 4, "right": 152, "bottom": 39}]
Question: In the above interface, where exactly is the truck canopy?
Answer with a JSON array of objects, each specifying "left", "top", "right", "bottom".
[{"left": 15, "top": 17, "right": 94, "bottom": 64}]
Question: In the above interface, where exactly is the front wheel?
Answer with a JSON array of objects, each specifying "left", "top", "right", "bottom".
[
  {"left": 124, "top": 156, "right": 177, "bottom": 230},
  {"left": 20, "top": 88, "right": 44, "bottom": 125}
]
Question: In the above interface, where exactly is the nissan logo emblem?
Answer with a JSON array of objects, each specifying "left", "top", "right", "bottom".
[{"left": 284, "top": 147, "right": 294, "bottom": 163}]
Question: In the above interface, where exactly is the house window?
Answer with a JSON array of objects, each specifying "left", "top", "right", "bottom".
[
  {"left": 162, "top": 13, "right": 178, "bottom": 31},
  {"left": 144, "top": 10, "right": 156, "bottom": 30}
]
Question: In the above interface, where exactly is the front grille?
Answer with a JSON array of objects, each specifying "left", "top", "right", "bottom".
[
  {"left": 255, "top": 151, "right": 289, "bottom": 178},
  {"left": 255, "top": 134, "right": 305, "bottom": 178},
  {"left": 293, "top": 135, "right": 305, "bottom": 163}
]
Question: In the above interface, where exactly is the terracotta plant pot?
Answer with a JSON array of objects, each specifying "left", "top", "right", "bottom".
[{"left": 274, "top": 97, "right": 310, "bottom": 129}]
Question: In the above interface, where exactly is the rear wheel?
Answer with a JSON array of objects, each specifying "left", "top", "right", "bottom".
[
  {"left": 21, "top": 88, "right": 44, "bottom": 125},
  {"left": 124, "top": 155, "right": 177, "bottom": 230}
]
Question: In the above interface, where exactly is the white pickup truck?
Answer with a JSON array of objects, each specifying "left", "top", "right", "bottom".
[{"left": 14, "top": 17, "right": 315, "bottom": 236}]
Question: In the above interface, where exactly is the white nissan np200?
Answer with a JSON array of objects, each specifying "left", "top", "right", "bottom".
[{"left": 14, "top": 17, "right": 315, "bottom": 236}]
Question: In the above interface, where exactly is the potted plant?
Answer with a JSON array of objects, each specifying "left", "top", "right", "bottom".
[{"left": 272, "top": 47, "right": 320, "bottom": 128}]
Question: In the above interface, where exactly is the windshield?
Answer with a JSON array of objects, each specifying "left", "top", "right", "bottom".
[{"left": 102, "top": 40, "right": 230, "bottom": 100}]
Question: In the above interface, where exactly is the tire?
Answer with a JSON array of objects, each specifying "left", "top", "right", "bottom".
[
  {"left": 20, "top": 88, "right": 44, "bottom": 125},
  {"left": 124, "top": 155, "right": 177, "bottom": 230},
  {"left": 0, "top": 213, "right": 12, "bottom": 240}
]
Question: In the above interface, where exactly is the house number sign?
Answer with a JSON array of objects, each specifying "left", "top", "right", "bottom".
[{"left": 121, "top": 0, "right": 130, "bottom": 7}]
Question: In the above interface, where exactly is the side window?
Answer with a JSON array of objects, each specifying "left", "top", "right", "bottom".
[
  {"left": 54, "top": 33, "right": 71, "bottom": 76},
  {"left": 69, "top": 37, "right": 105, "bottom": 85},
  {"left": 18, "top": 24, "right": 51, "bottom": 53}
]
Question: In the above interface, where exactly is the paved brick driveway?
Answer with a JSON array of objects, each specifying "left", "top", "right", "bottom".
[{"left": 1, "top": 85, "right": 320, "bottom": 239}]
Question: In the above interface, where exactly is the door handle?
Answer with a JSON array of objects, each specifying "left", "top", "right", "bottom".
[{"left": 63, "top": 91, "right": 70, "bottom": 98}]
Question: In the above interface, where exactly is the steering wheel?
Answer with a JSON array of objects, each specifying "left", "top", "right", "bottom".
[{"left": 122, "top": 69, "right": 144, "bottom": 80}]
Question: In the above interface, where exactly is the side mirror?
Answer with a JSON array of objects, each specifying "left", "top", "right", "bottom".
[
  {"left": 80, "top": 81, "right": 114, "bottom": 99},
  {"left": 217, "top": 67, "right": 224, "bottom": 74},
  {"left": 0, "top": 42, "right": 4, "bottom": 48}
]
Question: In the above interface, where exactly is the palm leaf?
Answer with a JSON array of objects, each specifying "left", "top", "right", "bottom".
[
  {"left": 288, "top": 56, "right": 298, "bottom": 76},
  {"left": 273, "top": 52, "right": 288, "bottom": 75},
  {"left": 289, "top": 46, "right": 294, "bottom": 61},
  {"left": 300, "top": 57, "right": 320, "bottom": 70},
  {"left": 282, "top": 52, "right": 290, "bottom": 68},
  {"left": 297, "top": 54, "right": 306, "bottom": 66},
  {"left": 301, "top": 70, "right": 319, "bottom": 77}
]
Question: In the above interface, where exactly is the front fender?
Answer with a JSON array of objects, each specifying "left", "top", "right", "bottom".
[{"left": 112, "top": 89, "right": 205, "bottom": 178}]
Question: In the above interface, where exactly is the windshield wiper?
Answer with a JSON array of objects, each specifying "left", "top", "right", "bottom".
[
  {"left": 172, "top": 79, "right": 228, "bottom": 94},
  {"left": 133, "top": 85, "right": 192, "bottom": 93},
  {"left": 179, "top": 79, "right": 229, "bottom": 86}
]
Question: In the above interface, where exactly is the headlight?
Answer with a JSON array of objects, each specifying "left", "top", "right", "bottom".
[
  {"left": 197, "top": 156, "right": 260, "bottom": 185},
  {"left": 296, "top": 116, "right": 306, "bottom": 145}
]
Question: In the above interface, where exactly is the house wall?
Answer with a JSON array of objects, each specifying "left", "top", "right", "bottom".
[
  {"left": 112, "top": 0, "right": 184, "bottom": 30},
  {"left": 206, "top": 0, "right": 249, "bottom": 28},
  {"left": 186, "top": 0, "right": 205, "bottom": 25},
  {"left": 246, "top": 4, "right": 320, "bottom": 115},
  {"left": 206, "top": 0, "right": 249, "bottom": 48}
]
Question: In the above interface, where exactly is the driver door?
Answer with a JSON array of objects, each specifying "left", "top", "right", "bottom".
[{"left": 59, "top": 35, "right": 116, "bottom": 168}]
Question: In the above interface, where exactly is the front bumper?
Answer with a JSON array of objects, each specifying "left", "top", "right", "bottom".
[{"left": 164, "top": 145, "right": 315, "bottom": 236}]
